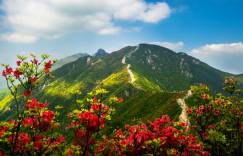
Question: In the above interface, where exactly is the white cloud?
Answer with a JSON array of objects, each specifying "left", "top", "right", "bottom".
[
  {"left": 0, "top": 0, "right": 172, "bottom": 43},
  {"left": 150, "top": 42, "right": 184, "bottom": 50},
  {"left": 97, "top": 27, "right": 121, "bottom": 35},
  {"left": 189, "top": 42, "right": 243, "bottom": 58},
  {"left": 138, "top": 2, "right": 171, "bottom": 23},
  {"left": 188, "top": 42, "right": 243, "bottom": 74},
  {"left": 0, "top": 33, "right": 37, "bottom": 43},
  {"left": 113, "top": 2, "right": 171, "bottom": 23}
]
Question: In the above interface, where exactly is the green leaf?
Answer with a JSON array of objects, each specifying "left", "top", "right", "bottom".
[
  {"left": 46, "top": 55, "right": 50, "bottom": 59},
  {"left": 55, "top": 105, "right": 63, "bottom": 109},
  {"left": 17, "top": 55, "right": 22, "bottom": 59},
  {"left": 30, "top": 53, "right": 36, "bottom": 58}
]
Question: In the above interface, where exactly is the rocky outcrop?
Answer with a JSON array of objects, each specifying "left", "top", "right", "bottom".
[{"left": 94, "top": 49, "right": 108, "bottom": 57}]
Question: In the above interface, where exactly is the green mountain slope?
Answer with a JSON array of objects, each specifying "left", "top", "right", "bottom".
[
  {"left": 126, "top": 44, "right": 236, "bottom": 94},
  {"left": 0, "top": 44, "right": 242, "bottom": 136}
]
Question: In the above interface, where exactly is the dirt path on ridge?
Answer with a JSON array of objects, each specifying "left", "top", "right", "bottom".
[
  {"left": 122, "top": 46, "right": 192, "bottom": 123},
  {"left": 122, "top": 45, "right": 142, "bottom": 89},
  {"left": 177, "top": 90, "right": 192, "bottom": 126}
]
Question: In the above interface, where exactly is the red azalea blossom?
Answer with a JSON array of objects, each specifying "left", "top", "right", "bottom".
[
  {"left": 23, "top": 117, "right": 33, "bottom": 126},
  {"left": 214, "top": 111, "right": 220, "bottom": 116},
  {"left": 56, "top": 135, "right": 65, "bottom": 143},
  {"left": 16, "top": 60, "right": 21, "bottom": 66},
  {"left": 33, "top": 59, "right": 38, "bottom": 65},
  {"left": 67, "top": 152, "right": 74, "bottom": 156},
  {"left": 38, "top": 103, "right": 45, "bottom": 109},
  {"left": 141, "top": 123, "right": 147, "bottom": 129},
  {"left": 23, "top": 90, "right": 32, "bottom": 96},
  {"left": 94, "top": 97, "right": 97, "bottom": 102},
  {"left": 41, "top": 110, "right": 55, "bottom": 125},
  {"left": 9, "top": 119, "right": 17, "bottom": 125},
  {"left": 30, "top": 77, "right": 38, "bottom": 83},
  {"left": 202, "top": 94, "right": 208, "bottom": 99},
  {"left": 186, "top": 108, "right": 193, "bottom": 114},
  {"left": 34, "top": 141, "right": 42, "bottom": 151},
  {"left": 116, "top": 129, "right": 122, "bottom": 137},
  {"left": 9, "top": 132, "right": 31, "bottom": 145},
  {"left": 225, "top": 79, "right": 228, "bottom": 83},
  {"left": 44, "top": 60, "right": 52, "bottom": 72},
  {"left": 27, "top": 98, "right": 37, "bottom": 109},
  {"left": 202, "top": 132, "right": 207, "bottom": 140},
  {"left": 5, "top": 67, "right": 13, "bottom": 75},
  {"left": 118, "top": 98, "right": 123, "bottom": 103},
  {"left": 13, "top": 70, "right": 22, "bottom": 79},
  {"left": 2, "top": 70, "right": 6, "bottom": 77},
  {"left": 180, "top": 122, "right": 188, "bottom": 127}
]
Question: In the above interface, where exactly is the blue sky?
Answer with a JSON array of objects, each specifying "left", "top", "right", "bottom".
[{"left": 0, "top": 0, "right": 243, "bottom": 74}]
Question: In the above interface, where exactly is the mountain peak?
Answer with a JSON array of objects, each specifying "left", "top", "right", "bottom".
[{"left": 94, "top": 49, "right": 108, "bottom": 57}]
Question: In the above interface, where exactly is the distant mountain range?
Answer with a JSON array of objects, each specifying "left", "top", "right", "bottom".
[
  {"left": 0, "top": 77, "right": 6, "bottom": 91},
  {"left": 51, "top": 53, "right": 89, "bottom": 71},
  {"left": 0, "top": 44, "right": 242, "bottom": 135},
  {"left": 51, "top": 49, "right": 108, "bottom": 71}
]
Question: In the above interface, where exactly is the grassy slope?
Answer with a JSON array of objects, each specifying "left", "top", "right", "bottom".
[
  {"left": 0, "top": 89, "right": 9, "bottom": 101},
  {"left": 126, "top": 44, "right": 234, "bottom": 94},
  {"left": 104, "top": 90, "right": 187, "bottom": 133}
]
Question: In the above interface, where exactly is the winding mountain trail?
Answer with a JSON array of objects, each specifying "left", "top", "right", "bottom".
[
  {"left": 122, "top": 45, "right": 192, "bottom": 123},
  {"left": 122, "top": 45, "right": 142, "bottom": 89},
  {"left": 177, "top": 90, "right": 193, "bottom": 127}
]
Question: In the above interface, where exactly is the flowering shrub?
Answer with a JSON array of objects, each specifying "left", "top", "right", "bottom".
[
  {"left": 0, "top": 54, "right": 61, "bottom": 155},
  {"left": 188, "top": 78, "right": 243, "bottom": 155},
  {"left": 0, "top": 98, "right": 65, "bottom": 155},
  {"left": 95, "top": 115, "right": 210, "bottom": 156}
]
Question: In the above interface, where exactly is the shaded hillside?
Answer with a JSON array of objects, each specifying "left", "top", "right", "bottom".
[{"left": 126, "top": 44, "right": 234, "bottom": 94}]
